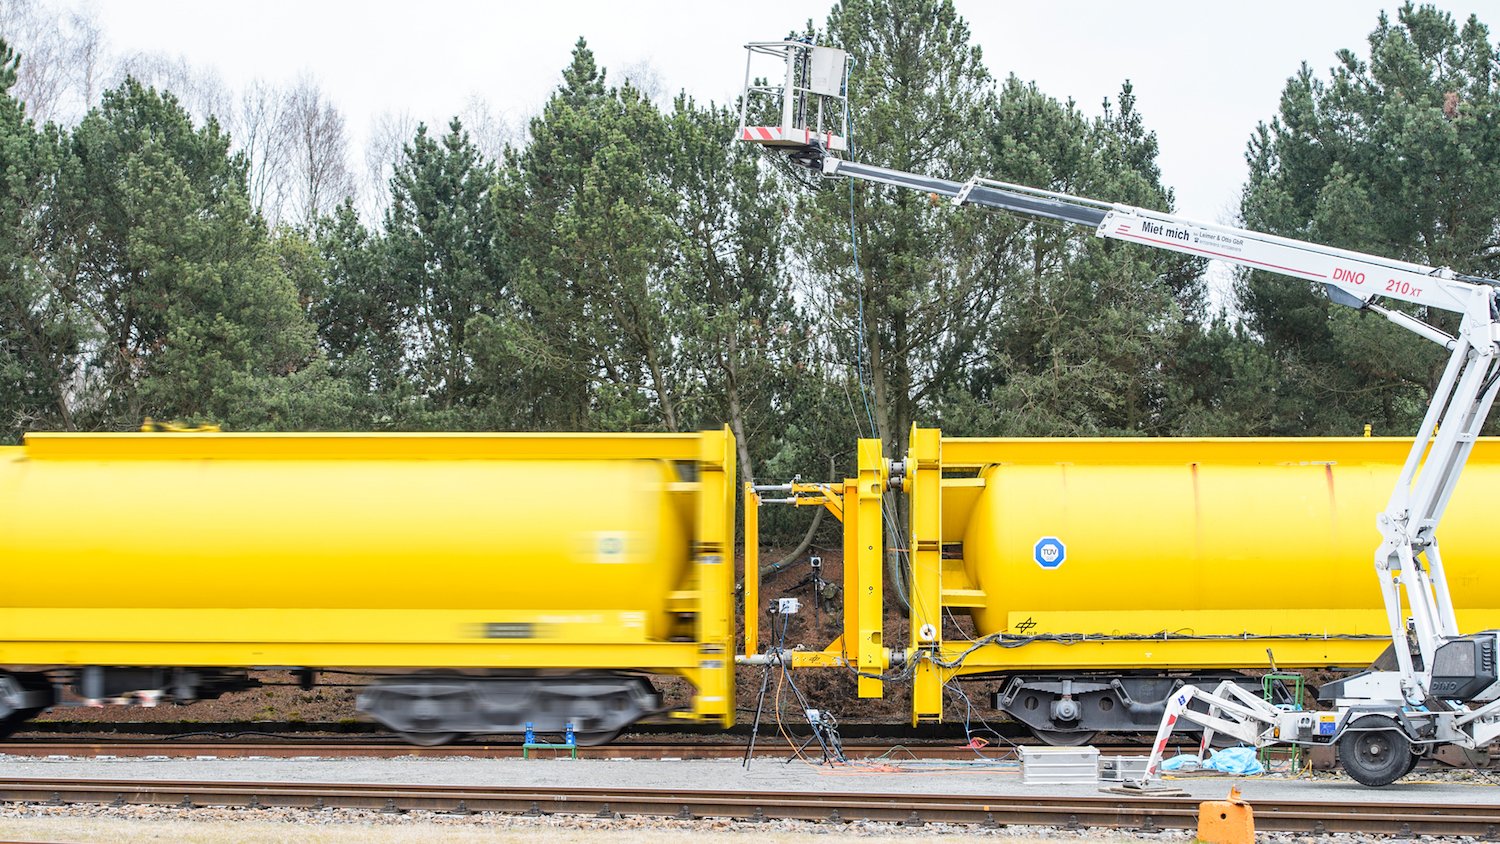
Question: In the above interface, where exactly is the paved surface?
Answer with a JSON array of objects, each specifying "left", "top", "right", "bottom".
[{"left": 1, "top": 752, "right": 1495, "bottom": 804}]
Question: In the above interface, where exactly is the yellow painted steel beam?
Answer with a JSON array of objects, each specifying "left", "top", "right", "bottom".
[
  {"left": 852, "top": 438, "right": 889, "bottom": 697},
  {"left": 0, "top": 609, "right": 679, "bottom": 644},
  {"left": 744, "top": 483, "right": 759, "bottom": 659},
  {"left": 20, "top": 431, "right": 710, "bottom": 462},
  {"left": 789, "top": 636, "right": 851, "bottom": 669},
  {"left": 935, "top": 435, "right": 1448, "bottom": 468},
  {"left": 0, "top": 642, "right": 709, "bottom": 670},
  {"left": 1005, "top": 609, "right": 1405, "bottom": 638},
  {"left": 907, "top": 426, "right": 944, "bottom": 724},
  {"left": 788, "top": 482, "right": 844, "bottom": 520},
  {"left": 692, "top": 428, "right": 736, "bottom": 727},
  {"left": 840, "top": 478, "right": 861, "bottom": 672},
  {"left": 926, "top": 638, "right": 1391, "bottom": 675}
]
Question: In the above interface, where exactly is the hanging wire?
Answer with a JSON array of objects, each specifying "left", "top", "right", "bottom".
[{"left": 843, "top": 55, "right": 879, "bottom": 440}]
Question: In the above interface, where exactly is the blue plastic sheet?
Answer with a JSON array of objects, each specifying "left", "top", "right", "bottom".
[
  {"left": 1205, "top": 746, "right": 1264, "bottom": 775},
  {"left": 1159, "top": 747, "right": 1264, "bottom": 775}
]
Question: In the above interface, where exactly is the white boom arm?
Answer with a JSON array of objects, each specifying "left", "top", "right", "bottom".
[
  {"left": 817, "top": 157, "right": 1500, "bottom": 696},
  {"left": 826, "top": 157, "right": 1500, "bottom": 781},
  {"left": 824, "top": 158, "right": 1500, "bottom": 785}
]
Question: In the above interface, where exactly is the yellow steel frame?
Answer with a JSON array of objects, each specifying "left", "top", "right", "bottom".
[
  {"left": 742, "top": 438, "right": 889, "bottom": 693},
  {"left": 849, "top": 438, "right": 889, "bottom": 696},
  {"left": 692, "top": 428, "right": 736, "bottom": 726},
  {"left": 20, "top": 431, "right": 716, "bottom": 462},
  {"left": 906, "top": 426, "right": 943, "bottom": 723},
  {"left": 5, "top": 428, "right": 738, "bottom": 728},
  {"left": 744, "top": 483, "right": 759, "bottom": 658}
]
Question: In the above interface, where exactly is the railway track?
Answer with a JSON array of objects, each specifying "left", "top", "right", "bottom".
[
  {"left": 0, "top": 739, "right": 1166, "bottom": 761},
  {"left": 1, "top": 777, "right": 1497, "bottom": 836},
  {"left": 3, "top": 735, "right": 1491, "bottom": 771}
]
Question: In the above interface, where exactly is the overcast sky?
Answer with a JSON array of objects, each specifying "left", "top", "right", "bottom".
[{"left": 70, "top": 0, "right": 1482, "bottom": 226}]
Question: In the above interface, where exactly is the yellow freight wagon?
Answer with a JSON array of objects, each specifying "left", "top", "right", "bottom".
[
  {"left": 0, "top": 429, "right": 736, "bottom": 744},
  {"left": 758, "top": 430, "right": 1500, "bottom": 744}
]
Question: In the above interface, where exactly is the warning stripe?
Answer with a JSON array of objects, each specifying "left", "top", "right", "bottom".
[
  {"left": 1145, "top": 713, "right": 1178, "bottom": 775},
  {"left": 740, "top": 126, "right": 847, "bottom": 149}
]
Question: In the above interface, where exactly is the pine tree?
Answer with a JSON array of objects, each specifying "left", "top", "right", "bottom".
[
  {"left": 43, "top": 78, "right": 344, "bottom": 430},
  {"left": 945, "top": 78, "right": 1205, "bottom": 436},
  {"left": 798, "top": 0, "right": 999, "bottom": 454},
  {"left": 485, "top": 39, "right": 676, "bottom": 430},
  {"left": 661, "top": 94, "right": 833, "bottom": 481},
  {"left": 384, "top": 118, "right": 501, "bottom": 424},
  {"left": 1236, "top": 3, "right": 1500, "bottom": 435},
  {"left": 0, "top": 37, "right": 78, "bottom": 440},
  {"left": 310, "top": 201, "right": 413, "bottom": 427}
]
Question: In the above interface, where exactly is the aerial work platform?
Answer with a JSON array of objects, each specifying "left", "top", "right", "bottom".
[{"left": 738, "top": 41, "right": 849, "bottom": 152}]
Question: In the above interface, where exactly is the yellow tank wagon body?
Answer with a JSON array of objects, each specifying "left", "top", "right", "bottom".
[
  {"left": 0, "top": 429, "right": 736, "bottom": 742},
  {"left": 905, "top": 432, "right": 1500, "bottom": 737}
]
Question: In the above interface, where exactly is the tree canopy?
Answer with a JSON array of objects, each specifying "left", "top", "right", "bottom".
[
  {"left": 1235, "top": 2, "right": 1500, "bottom": 435},
  {"left": 2, "top": 1, "right": 1496, "bottom": 512}
]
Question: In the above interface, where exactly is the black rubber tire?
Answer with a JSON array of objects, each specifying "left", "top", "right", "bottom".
[
  {"left": 1030, "top": 728, "right": 1098, "bottom": 747},
  {"left": 1404, "top": 749, "right": 1421, "bottom": 776},
  {"left": 1337, "top": 715, "right": 1412, "bottom": 787}
]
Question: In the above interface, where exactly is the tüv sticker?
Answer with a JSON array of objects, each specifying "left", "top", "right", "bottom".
[
  {"left": 1033, "top": 536, "right": 1065, "bottom": 569},
  {"left": 595, "top": 531, "right": 627, "bottom": 563}
]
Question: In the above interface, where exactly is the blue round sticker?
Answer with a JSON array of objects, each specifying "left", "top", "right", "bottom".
[{"left": 1033, "top": 536, "right": 1065, "bottom": 569}]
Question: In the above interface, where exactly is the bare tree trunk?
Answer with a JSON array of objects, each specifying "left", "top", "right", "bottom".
[
  {"left": 645, "top": 348, "right": 677, "bottom": 432},
  {"left": 724, "top": 341, "right": 755, "bottom": 487},
  {"left": 281, "top": 77, "right": 355, "bottom": 227}
]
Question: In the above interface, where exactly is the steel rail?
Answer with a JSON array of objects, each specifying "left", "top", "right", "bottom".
[
  {"left": 4, "top": 739, "right": 1492, "bottom": 773},
  {"left": 0, "top": 740, "right": 1018, "bottom": 760},
  {"left": 2, "top": 778, "right": 1498, "bottom": 836}
]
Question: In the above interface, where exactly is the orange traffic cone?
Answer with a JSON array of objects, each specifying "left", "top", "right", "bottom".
[{"left": 1196, "top": 785, "right": 1254, "bottom": 843}]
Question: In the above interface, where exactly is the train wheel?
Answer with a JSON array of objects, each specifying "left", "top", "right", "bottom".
[
  {"left": 397, "top": 731, "right": 459, "bottom": 747},
  {"left": 0, "top": 713, "right": 25, "bottom": 740},
  {"left": 1337, "top": 715, "right": 1411, "bottom": 787},
  {"left": 0, "top": 707, "right": 44, "bottom": 740},
  {"left": 1030, "top": 728, "right": 1098, "bottom": 747},
  {"left": 573, "top": 729, "right": 622, "bottom": 747}
]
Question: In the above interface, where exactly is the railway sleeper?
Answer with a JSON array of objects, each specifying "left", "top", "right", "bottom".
[{"left": 355, "top": 671, "right": 660, "bottom": 746}]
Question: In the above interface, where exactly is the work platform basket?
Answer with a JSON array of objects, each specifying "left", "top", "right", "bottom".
[{"left": 738, "top": 41, "right": 849, "bottom": 152}]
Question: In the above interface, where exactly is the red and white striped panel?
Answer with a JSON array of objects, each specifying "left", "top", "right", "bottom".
[{"left": 739, "top": 126, "right": 847, "bottom": 151}]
